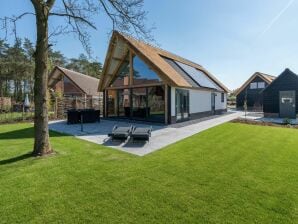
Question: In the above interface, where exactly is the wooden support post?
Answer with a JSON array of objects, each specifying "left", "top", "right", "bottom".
[
  {"left": 165, "top": 85, "right": 168, "bottom": 125},
  {"left": 129, "top": 49, "right": 134, "bottom": 85},
  {"left": 75, "top": 96, "right": 77, "bottom": 109},
  {"left": 55, "top": 97, "right": 58, "bottom": 119}
]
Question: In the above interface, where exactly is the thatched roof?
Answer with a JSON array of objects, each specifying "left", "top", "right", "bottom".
[
  {"left": 48, "top": 66, "right": 100, "bottom": 96},
  {"left": 99, "top": 31, "right": 229, "bottom": 92}
]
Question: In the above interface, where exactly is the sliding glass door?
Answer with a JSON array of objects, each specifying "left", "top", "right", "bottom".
[
  {"left": 148, "top": 86, "right": 165, "bottom": 122},
  {"left": 132, "top": 88, "right": 147, "bottom": 120},
  {"left": 176, "top": 89, "right": 189, "bottom": 122},
  {"left": 118, "top": 89, "right": 130, "bottom": 118},
  {"left": 106, "top": 85, "right": 165, "bottom": 123}
]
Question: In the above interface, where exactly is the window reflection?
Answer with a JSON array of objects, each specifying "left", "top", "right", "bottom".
[
  {"left": 110, "top": 54, "right": 130, "bottom": 87},
  {"left": 107, "top": 89, "right": 117, "bottom": 117},
  {"left": 147, "top": 86, "right": 165, "bottom": 122},
  {"left": 106, "top": 86, "right": 165, "bottom": 122},
  {"left": 133, "top": 55, "right": 161, "bottom": 85},
  {"left": 132, "top": 88, "right": 147, "bottom": 119}
]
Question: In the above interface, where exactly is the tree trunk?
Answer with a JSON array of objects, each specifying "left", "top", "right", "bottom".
[{"left": 31, "top": 1, "right": 52, "bottom": 156}]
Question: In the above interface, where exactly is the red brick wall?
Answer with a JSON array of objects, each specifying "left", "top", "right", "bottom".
[{"left": 53, "top": 76, "right": 85, "bottom": 97}]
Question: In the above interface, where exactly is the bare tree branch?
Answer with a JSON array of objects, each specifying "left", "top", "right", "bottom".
[
  {"left": 49, "top": 12, "right": 96, "bottom": 29},
  {"left": 1, "top": 0, "right": 153, "bottom": 57},
  {"left": 0, "top": 12, "right": 36, "bottom": 41}
]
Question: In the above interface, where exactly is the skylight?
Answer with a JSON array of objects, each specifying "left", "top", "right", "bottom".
[{"left": 174, "top": 61, "right": 221, "bottom": 90}]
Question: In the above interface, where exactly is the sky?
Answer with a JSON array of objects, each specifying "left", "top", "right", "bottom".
[{"left": 1, "top": 0, "right": 298, "bottom": 90}]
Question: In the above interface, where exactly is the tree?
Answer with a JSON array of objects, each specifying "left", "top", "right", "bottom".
[
  {"left": 1, "top": 0, "right": 152, "bottom": 156},
  {"left": 0, "top": 39, "right": 9, "bottom": 97},
  {"left": 66, "top": 53, "right": 102, "bottom": 78}
]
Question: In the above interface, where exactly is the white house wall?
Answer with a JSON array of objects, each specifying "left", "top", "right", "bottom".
[
  {"left": 171, "top": 87, "right": 227, "bottom": 117},
  {"left": 215, "top": 91, "right": 226, "bottom": 110}
]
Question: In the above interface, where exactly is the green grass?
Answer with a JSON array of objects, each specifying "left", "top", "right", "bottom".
[
  {"left": 0, "top": 123, "right": 297, "bottom": 223},
  {"left": 0, "top": 112, "right": 34, "bottom": 122},
  {"left": 0, "top": 111, "right": 55, "bottom": 123}
]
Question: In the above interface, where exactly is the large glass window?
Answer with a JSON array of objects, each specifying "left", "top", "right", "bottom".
[
  {"left": 132, "top": 88, "right": 148, "bottom": 120},
  {"left": 133, "top": 55, "right": 162, "bottom": 85},
  {"left": 106, "top": 54, "right": 165, "bottom": 122},
  {"left": 107, "top": 89, "right": 118, "bottom": 117},
  {"left": 118, "top": 89, "right": 131, "bottom": 117},
  {"left": 110, "top": 54, "right": 130, "bottom": 87},
  {"left": 148, "top": 86, "right": 165, "bottom": 122},
  {"left": 106, "top": 86, "right": 165, "bottom": 122}
]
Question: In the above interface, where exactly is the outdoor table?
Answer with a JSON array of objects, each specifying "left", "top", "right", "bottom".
[{"left": 67, "top": 109, "right": 100, "bottom": 124}]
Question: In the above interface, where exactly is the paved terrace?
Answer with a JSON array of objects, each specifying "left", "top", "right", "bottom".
[{"left": 49, "top": 112, "right": 243, "bottom": 156}]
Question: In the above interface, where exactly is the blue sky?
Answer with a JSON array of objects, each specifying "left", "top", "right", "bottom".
[{"left": 1, "top": 0, "right": 298, "bottom": 90}]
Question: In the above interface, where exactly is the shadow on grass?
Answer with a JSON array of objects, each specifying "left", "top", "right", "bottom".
[
  {"left": 0, "top": 152, "right": 32, "bottom": 165},
  {"left": 0, "top": 127, "right": 68, "bottom": 140}
]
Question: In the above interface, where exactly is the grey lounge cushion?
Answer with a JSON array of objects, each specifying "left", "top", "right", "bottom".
[
  {"left": 110, "top": 125, "right": 132, "bottom": 140},
  {"left": 131, "top": 127, "right": 152, "bottom": 141}
]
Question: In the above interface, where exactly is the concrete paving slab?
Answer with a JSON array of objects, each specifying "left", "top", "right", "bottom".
[{"left": 49, "top": 112, "right": 243, "bottom": 156}]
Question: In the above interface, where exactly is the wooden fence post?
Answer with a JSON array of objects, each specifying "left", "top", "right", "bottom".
[{"left": 55, "top": 97, "right": 58, "bottom": 119}]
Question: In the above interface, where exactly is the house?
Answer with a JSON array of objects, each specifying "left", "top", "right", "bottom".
[
  {"left": 263, "top": 68, "right": 298, "bottom": 118},
  {"left": 98, "top": 31, "right": 229, "bottom": 124},
  {"left": 48, "top": 66, "right": 100, "bottom": 97},
  {"left": 235, "top": 72, "right": 275, "bottom": 111}
]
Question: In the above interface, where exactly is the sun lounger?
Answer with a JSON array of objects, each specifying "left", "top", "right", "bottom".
[
  {"left": 131, "top": 126, "right": 152, "bottom": 142},
  {"left": 109, "top": 125, "right": 133, "bottom": 141}
]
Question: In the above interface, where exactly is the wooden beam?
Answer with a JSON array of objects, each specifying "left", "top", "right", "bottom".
[
  {"left": 129, "top": 49, "right": 134, "bottom": 85},
  {"left": 164, "top": 84, "right": 168, "bottom": 124},
  {"left": 105, "top": 50, "right": 129, "bottom": 88},
  {"left": 99, "top": 35, "right": 117, "bottom": 91},
  {"left": 116, "top": 34, "right": 176, "bottom": 87},
  {"left": 112, "top": 56, "right": 129, "bottom": 62},
  {"left": 105, "top": 82, "right": 165, "bottom": 90}
]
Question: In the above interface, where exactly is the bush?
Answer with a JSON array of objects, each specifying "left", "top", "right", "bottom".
[{"left": 283, "top": 118, "right": 291, "bottom": 125}]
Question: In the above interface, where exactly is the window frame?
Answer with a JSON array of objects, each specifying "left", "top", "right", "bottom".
[
  {"left": 257, "top": 82, "right": 265, "bottom": 89},
  {"left": 250, "top": 82, "right": 257, "bottom": 89},
  {"left": 108, "top": 51, "right": 164, "bottom": 89},
  {"left": 221, "top": 93, "right": 225, "bottom": 103}
]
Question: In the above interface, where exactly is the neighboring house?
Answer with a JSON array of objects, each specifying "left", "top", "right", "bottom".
[
  {"left": 48, "top": 66, "right": 100, "bottom": 97},
  {"left": 235, "top": 72, "right": 275, "bottom": 111},
  {"left": 98, "top": 31, "right": 229, "bottom": 124},
  {"left": 263, "top": 68, "right": 298, "bottom": 118}
]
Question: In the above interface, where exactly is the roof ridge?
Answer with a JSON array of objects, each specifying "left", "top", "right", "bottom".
[
  {"left": 118, "top": 31, "right": 203, "bottom": 68},
  {"left": 257, "top": 72, "right": 275, "bottom": 78},
  {"left": 57, "top": 66, "right": 99, "bottom": 80}
]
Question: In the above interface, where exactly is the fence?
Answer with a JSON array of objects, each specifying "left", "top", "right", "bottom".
[
  {"left": 54, "top": 95, "right": 103, "bottom": 119},
  {"left": 0, "top": 94, "right": 103, "bottom": 124},
  {"left": 0, "top": 97, "right": 12, "bottom": 112}
]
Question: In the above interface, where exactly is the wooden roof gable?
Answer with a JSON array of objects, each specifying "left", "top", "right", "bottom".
[
  {"left": 48, "top": 66, "right": 100, "bottom": 96},
  {"left": 98, "top": 31, "right": 229, "bottom": 92},
  {"left": 235, "top": 72, "right": 275, "bottom": 96}
]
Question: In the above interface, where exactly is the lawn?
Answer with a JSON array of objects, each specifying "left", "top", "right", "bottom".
[
  {"left": 0, "top": 112, "right": 34, "bottom": 123},
  {"left": 0, "top": 123, "right": 297, "bottom": 223}
]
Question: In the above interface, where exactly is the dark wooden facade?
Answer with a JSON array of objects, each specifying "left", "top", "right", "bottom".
[
  {"left": 236, "top": 76, "right": 271, "bottom": 111},
  {"left": 263, "top": 69, "right": 298, "bottom": 117}
]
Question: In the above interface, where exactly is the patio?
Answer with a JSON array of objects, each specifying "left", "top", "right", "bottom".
[{"left": 49, "top": 111, "right": 243, "bottom": 156}]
